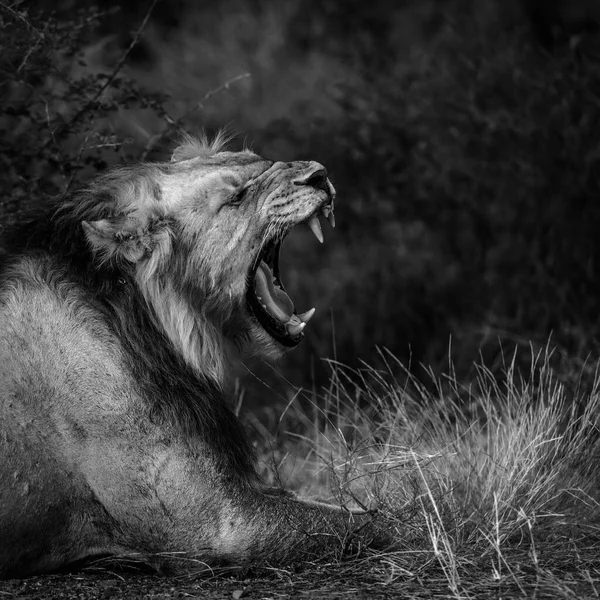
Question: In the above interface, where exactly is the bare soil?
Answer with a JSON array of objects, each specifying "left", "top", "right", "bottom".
[{"left": 0, "top": 564, "right": 598, "bottom": 600}]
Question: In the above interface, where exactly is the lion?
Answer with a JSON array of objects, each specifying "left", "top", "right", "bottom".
[{"left": 0, "top": 133, "right": 391, "bottom": 578}]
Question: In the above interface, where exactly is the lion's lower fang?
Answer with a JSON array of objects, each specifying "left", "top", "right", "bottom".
[{"left": 297, "top": 308, "right": 316, "bottom": 323}]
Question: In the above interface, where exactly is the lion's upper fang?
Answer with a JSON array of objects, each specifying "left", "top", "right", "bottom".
[{"left": 306, "top": 214, "right": 323, "bottom": 243}]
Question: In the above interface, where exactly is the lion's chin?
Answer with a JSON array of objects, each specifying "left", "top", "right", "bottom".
[{"left": 245, "top": 319, "right": 291, "bottom": 360}]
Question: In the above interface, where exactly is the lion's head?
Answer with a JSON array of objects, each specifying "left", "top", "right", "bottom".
[{"left": 73, "top": 134, "right": 335, "bottom": 385}]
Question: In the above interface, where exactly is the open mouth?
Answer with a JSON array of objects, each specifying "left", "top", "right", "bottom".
[{"left": 246, "top": 199, "right": 335, "bottom": 347}]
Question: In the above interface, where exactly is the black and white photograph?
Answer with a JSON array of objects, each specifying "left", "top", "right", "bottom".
[{"left": 2, "top": 1, "right": 600, "bottom": 597}]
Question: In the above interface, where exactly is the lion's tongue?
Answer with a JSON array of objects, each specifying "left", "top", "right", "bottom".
[{"left": 254, "top": 261, "right": 294, "bottom": 322}]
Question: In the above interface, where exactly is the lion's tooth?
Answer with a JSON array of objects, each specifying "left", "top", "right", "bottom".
[
  {"left": 327, "top": 180, "right": 336, "bottom": 200},
  {"left": 306, "top": 214, "right": 323, "bottom": 243},
  {"left": 321, "top": 203, "right": 335, "bottom": 228},
  {"left": 286, "top": 321, "right": 306, "bottom": 337},
  {"left": 297, "top": 308, "right": 316, "bottom": 323},
  {"left": 326, "top": 208, "right": 335, "bottom": 228}
]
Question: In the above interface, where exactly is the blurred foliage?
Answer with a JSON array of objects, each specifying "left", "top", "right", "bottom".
[
  {"left": 2, "top": 0, "right": 600, "bottom": 396},
  {"left": 0, "top": 0, "right": 167, "bottom": 218}
]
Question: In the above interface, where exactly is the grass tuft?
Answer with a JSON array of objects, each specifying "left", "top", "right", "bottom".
[{"left": 252, "top": 346, "right": 600, "bottom": 596}]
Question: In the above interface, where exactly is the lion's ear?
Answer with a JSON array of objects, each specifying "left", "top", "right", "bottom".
[{"left": 82, "top": 217, "right": 155, "bottom": 263}]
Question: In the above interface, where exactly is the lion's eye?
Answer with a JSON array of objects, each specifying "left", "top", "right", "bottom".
[{"left": 228, "top": 187, "right": 247, "bottom": 207}]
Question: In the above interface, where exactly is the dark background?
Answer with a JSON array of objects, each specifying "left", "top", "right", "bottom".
[{"left": 2, "top": 0, "right": 600, "bottom": 402}]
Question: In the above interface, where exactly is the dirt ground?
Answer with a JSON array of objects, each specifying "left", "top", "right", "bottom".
[
  {"left": 0, "top": 565, "right": 597, "bottom": 600},
  {"left": 0, "top": 569, "right": 411, "bottom": 600}
]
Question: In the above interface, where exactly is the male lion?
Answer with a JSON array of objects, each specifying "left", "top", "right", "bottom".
[{"left": 0, "top": 134, "right": 390, "bottom": 578}]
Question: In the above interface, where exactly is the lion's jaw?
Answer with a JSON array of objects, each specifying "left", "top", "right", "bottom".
[{"left": 82, "top": 144, "right": 336, "bottom": 387}]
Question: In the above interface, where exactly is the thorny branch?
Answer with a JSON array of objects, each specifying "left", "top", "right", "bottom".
[
  {"left": 0, "top": 1, "right": 44, "bottom": 37},
  {"left": 44, "top": 0, "right": 160, "bottom": 149},
  {"left": 0, "top": 1, "right": 46, "bottom": 73},
  {"left": 83, "top": 0, "right": 160, "bottom": 112}
]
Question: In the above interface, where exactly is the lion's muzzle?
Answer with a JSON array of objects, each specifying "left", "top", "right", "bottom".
[{"left": 246, "top": 161, "right": 336, "bottom": 347}]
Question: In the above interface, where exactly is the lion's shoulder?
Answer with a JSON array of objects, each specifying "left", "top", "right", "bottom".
[{"left": 0, "top": 254, "right": 120, "bottom": 374}]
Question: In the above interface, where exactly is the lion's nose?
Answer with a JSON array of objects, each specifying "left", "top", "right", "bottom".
[{"left": 293, "top": 162, "right": 328, "bottom": 192}]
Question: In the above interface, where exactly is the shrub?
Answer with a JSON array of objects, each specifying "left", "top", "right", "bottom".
[{"left": 0, "top": 1, "right": 167, "bottom": 226}]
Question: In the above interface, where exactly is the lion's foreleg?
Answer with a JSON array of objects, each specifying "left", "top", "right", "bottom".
[{"left": 209, "top": 490, "right": 394, "bottom": 565}]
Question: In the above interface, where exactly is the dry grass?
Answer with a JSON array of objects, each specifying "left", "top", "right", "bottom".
[{"left": 249, "top": 346, "right": 600, "bottom": 597}]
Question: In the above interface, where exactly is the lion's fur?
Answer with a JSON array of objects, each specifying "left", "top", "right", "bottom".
[{"left": 0, "top": 136, "right": 390, "bottom": 578}]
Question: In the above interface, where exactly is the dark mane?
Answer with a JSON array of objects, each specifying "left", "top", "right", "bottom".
[{"left": 1, "top": 195, "right": 259, "bottom": 483}]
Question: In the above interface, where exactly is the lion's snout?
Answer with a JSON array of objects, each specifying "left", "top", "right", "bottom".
[{"left": 292, "top": 161, "right": 329, "bottom": 193}]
